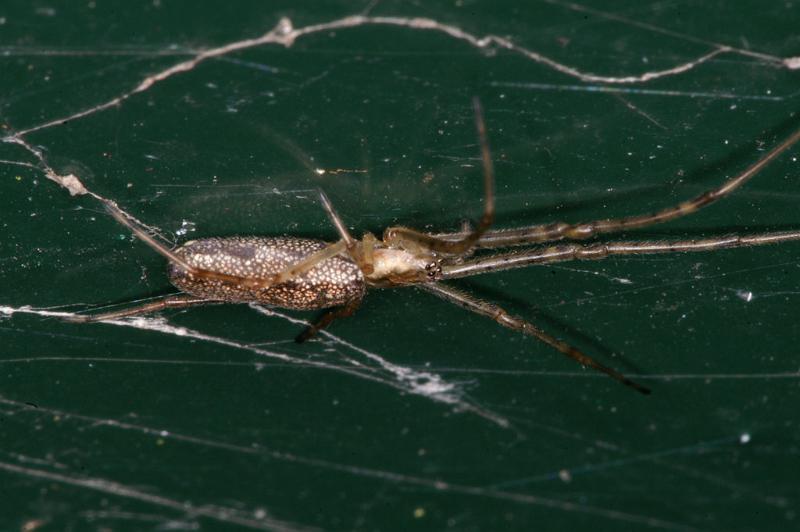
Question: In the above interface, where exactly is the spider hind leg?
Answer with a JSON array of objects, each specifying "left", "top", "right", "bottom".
[
  {"left": 383, "top": 97, "right": 496, "bottom": 257},
  {"left": 295, "top": 298, "right": 362, "bottom": 343},
  {"left": 65, "top": 294, "right": 219, "bottom": 322},
  {"left": 421, "top": 282, "right": 651, "bottom": 395}
]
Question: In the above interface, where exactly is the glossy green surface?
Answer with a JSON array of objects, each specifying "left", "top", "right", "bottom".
[{"left": 1, "top": 1, "right": 799, "bottom": 531}]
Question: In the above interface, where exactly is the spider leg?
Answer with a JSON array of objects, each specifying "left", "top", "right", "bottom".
[
  {"left": 317, "top": 189, "right": 377, "bottom": 274},
  {"left": 65, "top": 294, "right": 220, "bottom": 322},
  {"left": 440, "top": 229, "right": 800, "bottom": 278},
  {"left": 295, "top": 297, "right": 362, "bottom": 343},
  {"left": 318, "top": 189, "right": 357, "bottom": 249},
  {"left": 66, "top": 239, "right": 348, "bottom": 322},
  {"left": 360, "top": 232, "right": 377, "bottom": 275},
  {"left": 383, "top": 97, "right": 495, "bottom": 256},
  {"left": 260, "top": 240, "right": 347, "bottom": 286},
  {"left": 436, "top": 124, "right": 800, "bottom": 249},
  {"left": 102, "top": 199, "right": 194, "bottom": 271},
  {"left": 420, "top": 283, "right": 650, "bottom": 395},
  {"left": 102, "top": 198, "right": 347, "bottom": 290},
  {"left": 102, "top": 199, "right": 266, "bottom": 286}
]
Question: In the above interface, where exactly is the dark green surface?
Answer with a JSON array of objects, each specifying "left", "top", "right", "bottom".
[{"left": 1, "top": 1, "right": 799, "bottom": 531}]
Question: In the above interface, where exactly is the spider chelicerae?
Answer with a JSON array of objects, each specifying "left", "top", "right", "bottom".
[{"left": 69, "top": 100, "right": 800, "bottom": 395}]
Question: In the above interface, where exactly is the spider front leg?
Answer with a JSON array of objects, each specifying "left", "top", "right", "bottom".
[
  {"left": 449, "top": 122, "right": 800, "bottom": 249},
  {"left": 439, "top": 229, "right": 800, "bottom": 278},
  {"left": 383, "top": 96, "right": 495, "bottom": 257},
  {"left": 421, "top": 282, "right": 651, "bottom": 395}
]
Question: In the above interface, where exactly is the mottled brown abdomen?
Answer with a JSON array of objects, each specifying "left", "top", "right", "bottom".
[{"left": 168, "top": 237, "right": 365, "bottom": 310}]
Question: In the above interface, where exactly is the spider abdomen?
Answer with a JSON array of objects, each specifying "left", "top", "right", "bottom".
[{"left": 168, "top": 236, "right": 365, "bottom": 310}]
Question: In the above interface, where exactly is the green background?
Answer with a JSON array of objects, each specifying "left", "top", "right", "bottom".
[{"left": 1, "top": 1, "right": 799, "bottom": 530}]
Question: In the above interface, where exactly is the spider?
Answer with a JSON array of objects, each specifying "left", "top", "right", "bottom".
[{"left": 69, "top": 99, "right": 800, "bottom": 395}]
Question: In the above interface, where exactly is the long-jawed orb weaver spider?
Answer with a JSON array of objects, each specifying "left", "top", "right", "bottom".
[{"left": 69, "top": 99, "right": 800, "bottom": 395}]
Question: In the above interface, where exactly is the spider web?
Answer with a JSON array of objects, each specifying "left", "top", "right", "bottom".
[{"left": 1, "top": 1, "right": 799, "bottom": 530}]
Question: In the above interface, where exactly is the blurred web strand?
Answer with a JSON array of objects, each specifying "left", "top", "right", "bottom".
[
  {"left": 0, "top": 9, "right": 796, "bottom": 429},
  {"left": 3, "top": 11, "right": 796, "bottom": 197},
  {"left": 543, "top": 0, "right": 797, "bottom": 67},
  {"left": 1, "top": 11, "right": 794, "bottom": 223},
  {"left": 249, "top": 305, "right": 509, "bottom": 427},
  {"left": 4, "top": 11, "right": 797, "bottom": 142},
  {"left": 0, "top": 304, "right": 509, "bottom": 428},
  {"left": 0, "top": 10, "right": 793, "bottom": 530},
  {"left": 0, "top": 394, "right": 697, "bottom": 531},
  {"left": 0, "top": 460, "right": 309, "bottom": 532}
]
